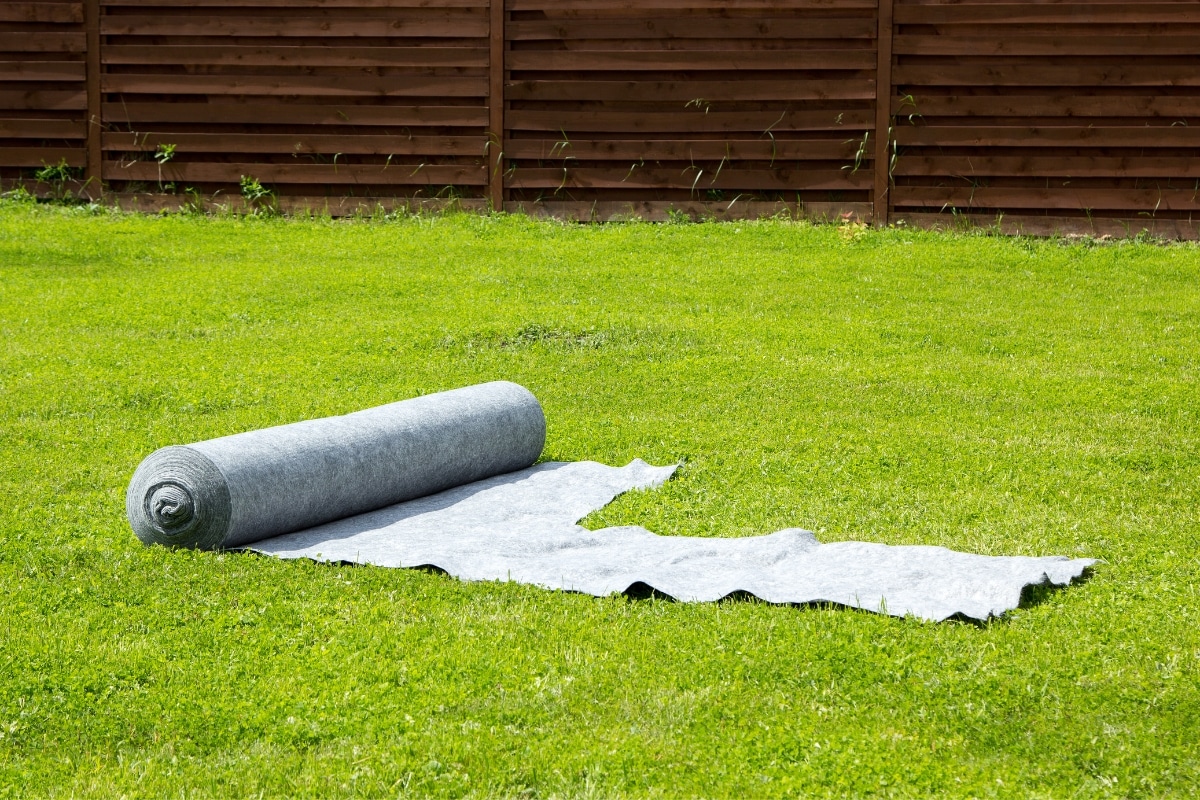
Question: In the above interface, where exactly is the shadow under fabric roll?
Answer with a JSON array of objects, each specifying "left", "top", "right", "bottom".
[{"left": 126, "top": 381, "right": 547, "bottom": 551}]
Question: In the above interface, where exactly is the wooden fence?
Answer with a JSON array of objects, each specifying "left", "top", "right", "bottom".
[
  {"left": 1, "top": 1, "right": 87, "bottom": 177},
  {"left": 888, "top": 0, "right": 1200, "bottom": 238},
  {"left": 3, "top": 0, "right": 1200, "bottom": 236}
]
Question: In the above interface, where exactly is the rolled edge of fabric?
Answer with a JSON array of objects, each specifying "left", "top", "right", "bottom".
[
  {"left": 126, "top": 445, "right": 232, "bottom": 551},
  {"left": 126, "top": 381, "right": 546, "bottom": 550}
]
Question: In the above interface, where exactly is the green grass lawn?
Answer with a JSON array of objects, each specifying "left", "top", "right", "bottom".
[{"left": 1, "top": 200, "right": 1198, "bottom": 798}]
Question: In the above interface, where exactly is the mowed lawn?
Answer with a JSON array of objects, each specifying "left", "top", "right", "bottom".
[{"left": 1, "top": 201, "right": 1197, "bottom": 798}]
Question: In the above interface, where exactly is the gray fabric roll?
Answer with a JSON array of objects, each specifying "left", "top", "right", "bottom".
[
  {"left": 127, "top": 382, "right": 1095, "bottom": 621},
  {"left": 126, "top": 381, "right": 546, "bottom": 550}
]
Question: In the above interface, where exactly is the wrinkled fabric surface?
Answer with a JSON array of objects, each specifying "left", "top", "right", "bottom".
[{"left": 249, "top": 459, "right": 1095, "bottom": 622}]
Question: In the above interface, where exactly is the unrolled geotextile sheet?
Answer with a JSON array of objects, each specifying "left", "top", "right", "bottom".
[{"left": 127, "top": 382, "right": 1095, "bottom": 622}]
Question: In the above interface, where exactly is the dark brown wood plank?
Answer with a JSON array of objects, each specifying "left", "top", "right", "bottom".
[
  {"left": 0, "top": 147, "right": 86, "bottom": 167},
  {"left": 507, "top": 18, "right": 876, "bottom": 40},
  {"left": 893, "top": 186, "right": 1200, "bottom": 212},
  {"left": 105, "top": 160, "right": 487, "bottom": 185},
  {"left": 103, "top": 102, "right": 488, "bottom": 126},
  {"left": 894, "top": 155, "right": 1200, "bottom": 179},
  {"left": 86, "top": 0, "right": 101, "bottom": 183},
  {"left": 508, "top": 109, "right": 872, "bottom": 133},
  {"left": 508, "top": 165, "right": 870, "bottom": 191},
  {"left": 507, "top": 49, "right": 875, "bottom": 70},
  {"left": 487, "top": 0, "right": 503, "bottom": 208},
  {"left": 0, "top": 61, "right": 87, "bottom": 81},
  {"left": 0, "top": 3, "right": 83, "bottom": 23},
  {"left": 101, "top": 46, "right": 489, "bottom": 68},
  {"left": 0, "top": 89, "right": 87, "bottom": 110},
  {"left": 0, "top": 118, "right": 86, "bottom": 138},
  {"left": 873, "top": 0, "right": 893, "bottom": 225},
  {"left": 892, "top": 212, "right": 1200, "bottom": 241},
  {"left": 891, "top": 94, "right": 1200, "bottom": 119},
  {"left": 894, "top": 126, "right": 1200, "bottom": 148},
  {"left": 102, "top": 131, "right": 485, "bottom": 156},
  {"left": 508, "top": 0, "right": 876, "bottom": 9},
  {"left": 506, "top": 78, "right": 875, "bottom": 102},
  {"left": 504, "top": 137, "right": 858, "bottom": 160},
  {"left": 98, "top": 192, "right": 490, "bottom": 216},
  {"left": 890, "top": 22, "right": 1200, "bottom": 40},
  {"left": 893, "top": 64, "right": 1200, "bottom": 87},
  {"left": 102, "top": 0, "right": 487, "bottom": 6},
  {"left": 895, "top": 4, "right": 1200, "bottom": 25},
  {"left": 505, "top": 199, "right": 873, "bottom": 222},
  {"left": 893, "top": 34, "right": 1200, "bottom": 57},
  {"left": 100, "top": 15, "right": 488, "bottom": 38},
  {"left": 101, "top": 74, "right": 487, "bottom": 97},
  {"left": 0, "top": 33, "right": 85, "bottom": 53}
]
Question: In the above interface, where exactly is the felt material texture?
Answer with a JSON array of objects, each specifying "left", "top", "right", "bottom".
[
  {"left": 126, "top": 381, "right": 546, "bottom": 550},
  {"left": 127, "top": 383, "right": 1095, "bottom": 621},
  {"left": 248, "top": 460, "right": 1093, "bottom": 622}
]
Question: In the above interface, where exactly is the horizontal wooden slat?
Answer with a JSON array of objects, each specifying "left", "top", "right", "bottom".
[
  {"left": 892, "top": 212, "right": 1200, "bottom": 241},
  {"left": 894, "top": 156, "right": 1200, "bottom": 179},
  {"left": 101, "top": 46, "right": 488, "bottom": 68},
  {"left": 507, "top": 79, "right": 874, "bottom": 102},
  {"left": 0, "top": 61, "right": 86, "bottom": 81},
  {"left": 0, "top": 147, "right": 85, "bottom": 167},
  {"left": 102, "top": 0, "right": 487, "bottom": 6},
  {"left": 104, "top": 160, "right": 487, "bottom": 185},
  {"left": 508, "top": 18, "right": 876, "bottom": 40},
  {"left": 891, "top": 94, "right": 1200, "bottom": 119},
  {"left": 505, "top": 137, "right": 858, "bottom": 161},
  {"left": 0, "top": 118, "right": 86, "bottom": 138},
  {"left": 102, "top": 74, "right": 487, "bottom": 98},
  {"left": 893, "top": 186, "right": 1200, "bottom": 212},
  {"left": 506, "top": 199, "right": 873, "bottom": 223},
  {"left": 507, "top": 38, "right": 876, "bottom": 52},
  {"left": 509, "top": 109, "right": 872, "bottom": 133},
  {"left": 0, "top": 33, "right": 85, "bottom": 53},
  {"left": 893, "top": 65, "right": 1200, "bottom": 87},
  {"left": 506, "top": 199, "right": 872, "bottom": 222},
  {"left": 92, "top": 192, "right": 489, "bottom": 216},
  {"left": 507, "top": 49, "right": 875, "bottom": 71},
  {"left": 103, "top": 102, "right": 487, "bottom": 126},
  {"left": 507, "top": 166, "right": 870, "bottom": 191},
  {"left": 890, "top": 23, "right": 1200, "bottom": 40},
  {"left": 895, "top": 4, "right": 1200, "bottom": 25},
  {"left": 103, "top": 131, "right": 485, "bottom": 156},
  {"left": 508, "top": 0, "right": 876, "bottom": 9},
  {"left": 100, "top": 15, "right": 487, "bottom": 38},
  {"left": 0, "top": 3, "right": 83, "bottom": 24},
  {"left": 0, "top": 89, "right": 87, "bottom": 110},
  {"left": 894, "top": 126, "right": 1200, "bottom": 148},
  {"left": 893, "top": 34, "right": 1200, "bottom": 57}
]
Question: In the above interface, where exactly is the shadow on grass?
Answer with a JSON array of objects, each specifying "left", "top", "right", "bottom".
[
  {"left": 1016, "top": 565, "right": 1098, "bottom": 611},
  {"left": 251, "top": 556, "right": 1097, "bottom": 626},
  {"left": 620, "top": 566, "right": 1099, "bottom": 625}
]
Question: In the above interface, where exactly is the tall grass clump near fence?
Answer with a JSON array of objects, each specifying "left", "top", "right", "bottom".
[{"left": 1, "top": 200, "right": 1198, "bottom": 798}]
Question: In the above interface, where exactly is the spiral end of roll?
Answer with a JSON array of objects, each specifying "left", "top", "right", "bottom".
[
  {"left": 148, "top": 482, "right": 195, "bottom": 529},
  {"left": 126, "top": 446, "right": 232, "bottom": 550}
]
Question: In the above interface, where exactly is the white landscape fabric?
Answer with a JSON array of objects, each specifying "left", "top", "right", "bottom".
[
  {"left": 248, "top": 458, "right": 1093, "bottom": 622},
  {"left": 126, "top": 382, "right": 1095, "bottom": 622}
]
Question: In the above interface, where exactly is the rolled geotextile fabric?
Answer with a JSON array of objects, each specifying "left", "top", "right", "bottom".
[{"left": 126, "top": 381, "right": 546, "bottom": 551}]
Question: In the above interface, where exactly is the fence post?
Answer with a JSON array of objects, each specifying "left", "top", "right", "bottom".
[
  {"left": 487, "top": 0, "right": 505, "bottom": 211},
  {"left": 84, "top": 0, "right": 101, "bottom": 194},
  {"left": 873, "top": 0, "right": 894, "bottom": 227}
]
